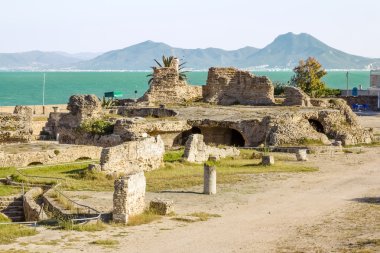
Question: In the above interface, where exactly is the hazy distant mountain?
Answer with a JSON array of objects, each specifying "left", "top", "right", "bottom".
[
  {"left": 246, "top": 32, "right": 380, "bottom": 69},
  {"left": 0, "top": 51, "right": 82, "bottom": 70},
  {"left": 1, "top": 33, "right": 379, "bottom": 70},
  {"left": 56, "top": 51, "right": 103, "bottom": 61},
  {"left": 75, "top": 41, "right": 260, "bottom": 70}
]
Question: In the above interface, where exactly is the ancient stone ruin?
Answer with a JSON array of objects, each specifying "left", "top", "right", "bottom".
[
  {"left": 203, "top": 67, "right": 275, "bottom": 105},
  {"left": 99, "top": 136, "right": 165, "bottom": 175},
  {"left": 139, "top": 58, "right": 202, "bottom": 104},
  {"left": 283, "top": 86, "right": 312, "bottom": 107},
  {"left": 113, "top": 172, "right": 146, "bottom": 224},
  {"left": 183, "top": 134, "right": 240, "bottom": 163},
  {"left": 0, "top": 105, "right": 33, "bottom": 143}
]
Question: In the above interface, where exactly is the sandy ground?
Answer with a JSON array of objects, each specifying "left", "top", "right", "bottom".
[{"left": 1, "top": 115, "right": 379, "bottom": 253}]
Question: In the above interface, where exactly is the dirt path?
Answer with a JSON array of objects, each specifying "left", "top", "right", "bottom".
[{"left": 1, "top": 147, "right": 378, "bottom": 253}]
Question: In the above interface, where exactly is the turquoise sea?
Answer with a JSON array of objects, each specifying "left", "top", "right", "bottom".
[{"left": 0, "top": 71, "right": 370, "bottom": 106}]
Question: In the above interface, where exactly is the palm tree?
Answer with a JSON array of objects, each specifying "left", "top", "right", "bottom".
[{"left": 146, "top": 55, "right": 188, "bottom": 84}]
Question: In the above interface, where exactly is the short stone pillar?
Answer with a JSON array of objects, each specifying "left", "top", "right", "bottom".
[
  {"left": 262, "top": 155, "right": 274, "bottom": 165},
  {"left": 149, "top": 198, "right": 174, "bottom": 215},
  {"left": 296, "top": 149, "right": 308, "bottom": 161},
  {"left": 113, "top": 172, "right": 146, "bottom": 224},
  {"left": 204, "top": 164, "right": 216, "bottom": 195},
  {"left": 52, "top": 106, "right": 59, "bottom": 113}
]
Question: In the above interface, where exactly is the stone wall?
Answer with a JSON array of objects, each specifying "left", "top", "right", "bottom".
[
  {"left": 113, "top": 172, "right": 146, "bottom": 223},
  {"left": 138, "top": 63, "right": 202, "bottom": 105},
  {"left": 100, "top": 136, "right": 165, "bottom": 174},
  {"left": 283, "top": 86, "right": 312, "bottom": 107},
  {"left": 23, "top": 187, "right": 47, "bottom": 221},
  {"left": 0, "top": 106, "right": 33, "bottom": 143},
  {"left": 0, "top": 145, "right": 102, "bottom": 167},
  {"left": 183, "top": 134, "right": 240, "bottom": 163},
  {"left": 113, "top": 117, "right": 191, "bottom": 147},
  {"left": 203, "top": 67, "right": 275, "bottom": 105}
]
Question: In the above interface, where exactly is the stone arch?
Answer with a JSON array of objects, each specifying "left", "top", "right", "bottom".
[
  {"left": 308, "top": 119, "right": 325, "bottom": 133},
  {"left": 174, "top": 127, "right": 202, "bottom": 146},
  {"left": 200, "top": 127, "right": 246, "bottom": 147}
]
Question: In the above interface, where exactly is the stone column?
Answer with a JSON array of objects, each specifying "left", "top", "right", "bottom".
[
  {"left": 296, "top": 149, "right": 308, "bottom": 161},
  {"left": 204, "top": 164, "right": 216, "bottom": 195},
  {"left": 113, "top": 172, "right": 146, "bottom": 224}
]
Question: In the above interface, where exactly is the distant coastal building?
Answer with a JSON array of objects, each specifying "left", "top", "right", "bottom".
[{"left": 370, "top": 70, "right": 380, "bottom": 88}]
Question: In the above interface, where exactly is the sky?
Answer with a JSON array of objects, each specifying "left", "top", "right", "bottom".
[{"left": 1, "top": 0, "right": 379, "bottom": 57}]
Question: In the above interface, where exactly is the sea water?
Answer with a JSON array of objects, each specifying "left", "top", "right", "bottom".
[{"left": 0, "top": 71, "right": 370, "bottom": 106}]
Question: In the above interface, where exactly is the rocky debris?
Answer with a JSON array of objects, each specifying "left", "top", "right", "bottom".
[
  {"left": 283, "top": 86, "right": 312, "bottom": 107},
  {"left": 139, "top": 60, "right": 202, "bottom": 105},
  {"left": 100, "top": 136, "right": 165, "bottom": 175},
  {"left": 0, "top": 106, "right": 33, "bottom": 143},
  {"left": 113, "top": 172, "right": 146, "bottom": 224},
  {"left": 183, "top": 134, "right": 240, "bottom": 163},
  {"left": 149, "top": 198, "right": 174, "bottom": 215},
  {"left": 203, "top": 67, "right": 275, "bottom": 105}
]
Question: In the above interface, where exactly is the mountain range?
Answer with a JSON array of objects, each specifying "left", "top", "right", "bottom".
[{"left": 1, "top": 33, "right": 379, "bottom": 70}]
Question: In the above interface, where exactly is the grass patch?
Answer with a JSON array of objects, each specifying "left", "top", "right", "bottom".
[
  {"left": 189, "top": 212, "right": 221, "bottom": 221},
  {"left": 48, "top": 191, "right": 76, "bottom": 211},
  {"left": 127, "top": 210, "right": 161, "bottom": 226},
  {"left": 90, "top": 239, "right": 119, "bottom": 246},
  {"left": 0, "top": 224, "right": 37, "bottom": 244},
  {"left": 0, "top": 184, "right": 21, "bottom": 197},
  {"left": 298, "top": 138, "right": 324, "bottom": 146},
  {"left": 58, "top": 220, "right": 106, "bottom": 232},
  {"left": 32, "top": 116, "right": 48, "bottom": 122},
  {"left": 5, "top": 163, "right": 115, "bottom": 191},
  {"left": 146, "top": 150, "right": 317, "bottom": 192},
  {"left": 164, "top": 149, "right": 184, "bottom": 162}
]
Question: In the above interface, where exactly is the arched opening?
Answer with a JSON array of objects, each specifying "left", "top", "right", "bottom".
[
  {"left": 27, "top": 162, "right": 43, "bottom": 166},
  {"left": 201, "top": 127, "right": 245, "bottom": 147},
  {"left": 230, "top": 129, "right": 245, "bottom": 147},
  {"left": 308, "top": 119, "right": 325, "bottom": 133},
  {"left": 175, "top": 127, "right": 202, "bottom": 146}
]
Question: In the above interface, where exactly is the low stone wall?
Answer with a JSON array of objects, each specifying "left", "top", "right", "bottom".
[
  {"left": 23, "top": 187, "right": 47, "bottom": 221},
  {"left": 183, "top": 134, "right": 240, "bottom": 163},
  {"left": 0, "top": 104, "right": 68, "bottom": 116},
  {"left": 0, "top": 145, "right": 102, "bottom": 167},
  {"left": 100, "top": 136, "right": 165, "bottom": 174},
  {"left": 113, "top": 172, "right": 146, "bottom": 223}
]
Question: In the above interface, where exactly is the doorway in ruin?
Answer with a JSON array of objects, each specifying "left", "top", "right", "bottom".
[
  {"left": 201, "top": 127, "right": 245, "bottom": 147},
  {"left": 175, "top": 127, "right": 202, "bottom": 146},
  {"left": 308, "top": 119, "right": 325, "bottom": 133}
]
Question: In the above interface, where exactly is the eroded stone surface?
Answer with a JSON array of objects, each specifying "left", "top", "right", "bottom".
[
  {"left": 113, "top": 172, "right": 146, "bottom": 224},
  {"left": 283, "top": 86, "right": 312, "bottom": 107},
  {"left": 100, "top": 136, "right": 165, "bottom": 174},
  {"left": 0, "top": 106, "right": 33, "bottom": 143},
  {"left": 139, "top": 60, "right": 202, "bottom": 104},
  {"left": 203, "top": 67, "right": 275, "bottom": 105}
]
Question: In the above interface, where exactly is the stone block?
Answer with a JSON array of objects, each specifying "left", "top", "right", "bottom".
[
  {"left": 262, "top": 155, "right": 274, "bottom": 165},
  {"left": 295, "top": 149, "right": 308, "bottom": 161},
  {"left": 149, "top": 198, "right": 174, "bottom": 215},
  {"left": 113, "top": 172, "right": 146, "bottom": 224}
]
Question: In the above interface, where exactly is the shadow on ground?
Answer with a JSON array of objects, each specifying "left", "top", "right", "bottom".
[{"left": 350, "top": 197, "right": 380, "bottom": 205}]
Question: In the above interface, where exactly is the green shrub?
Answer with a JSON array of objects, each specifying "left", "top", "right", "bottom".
[
  {"left": 163, "top": 149, "right": 184, "bottom": 162},
  {"left": 79, "top": 119, "right": 114, "bottom": 135}
]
